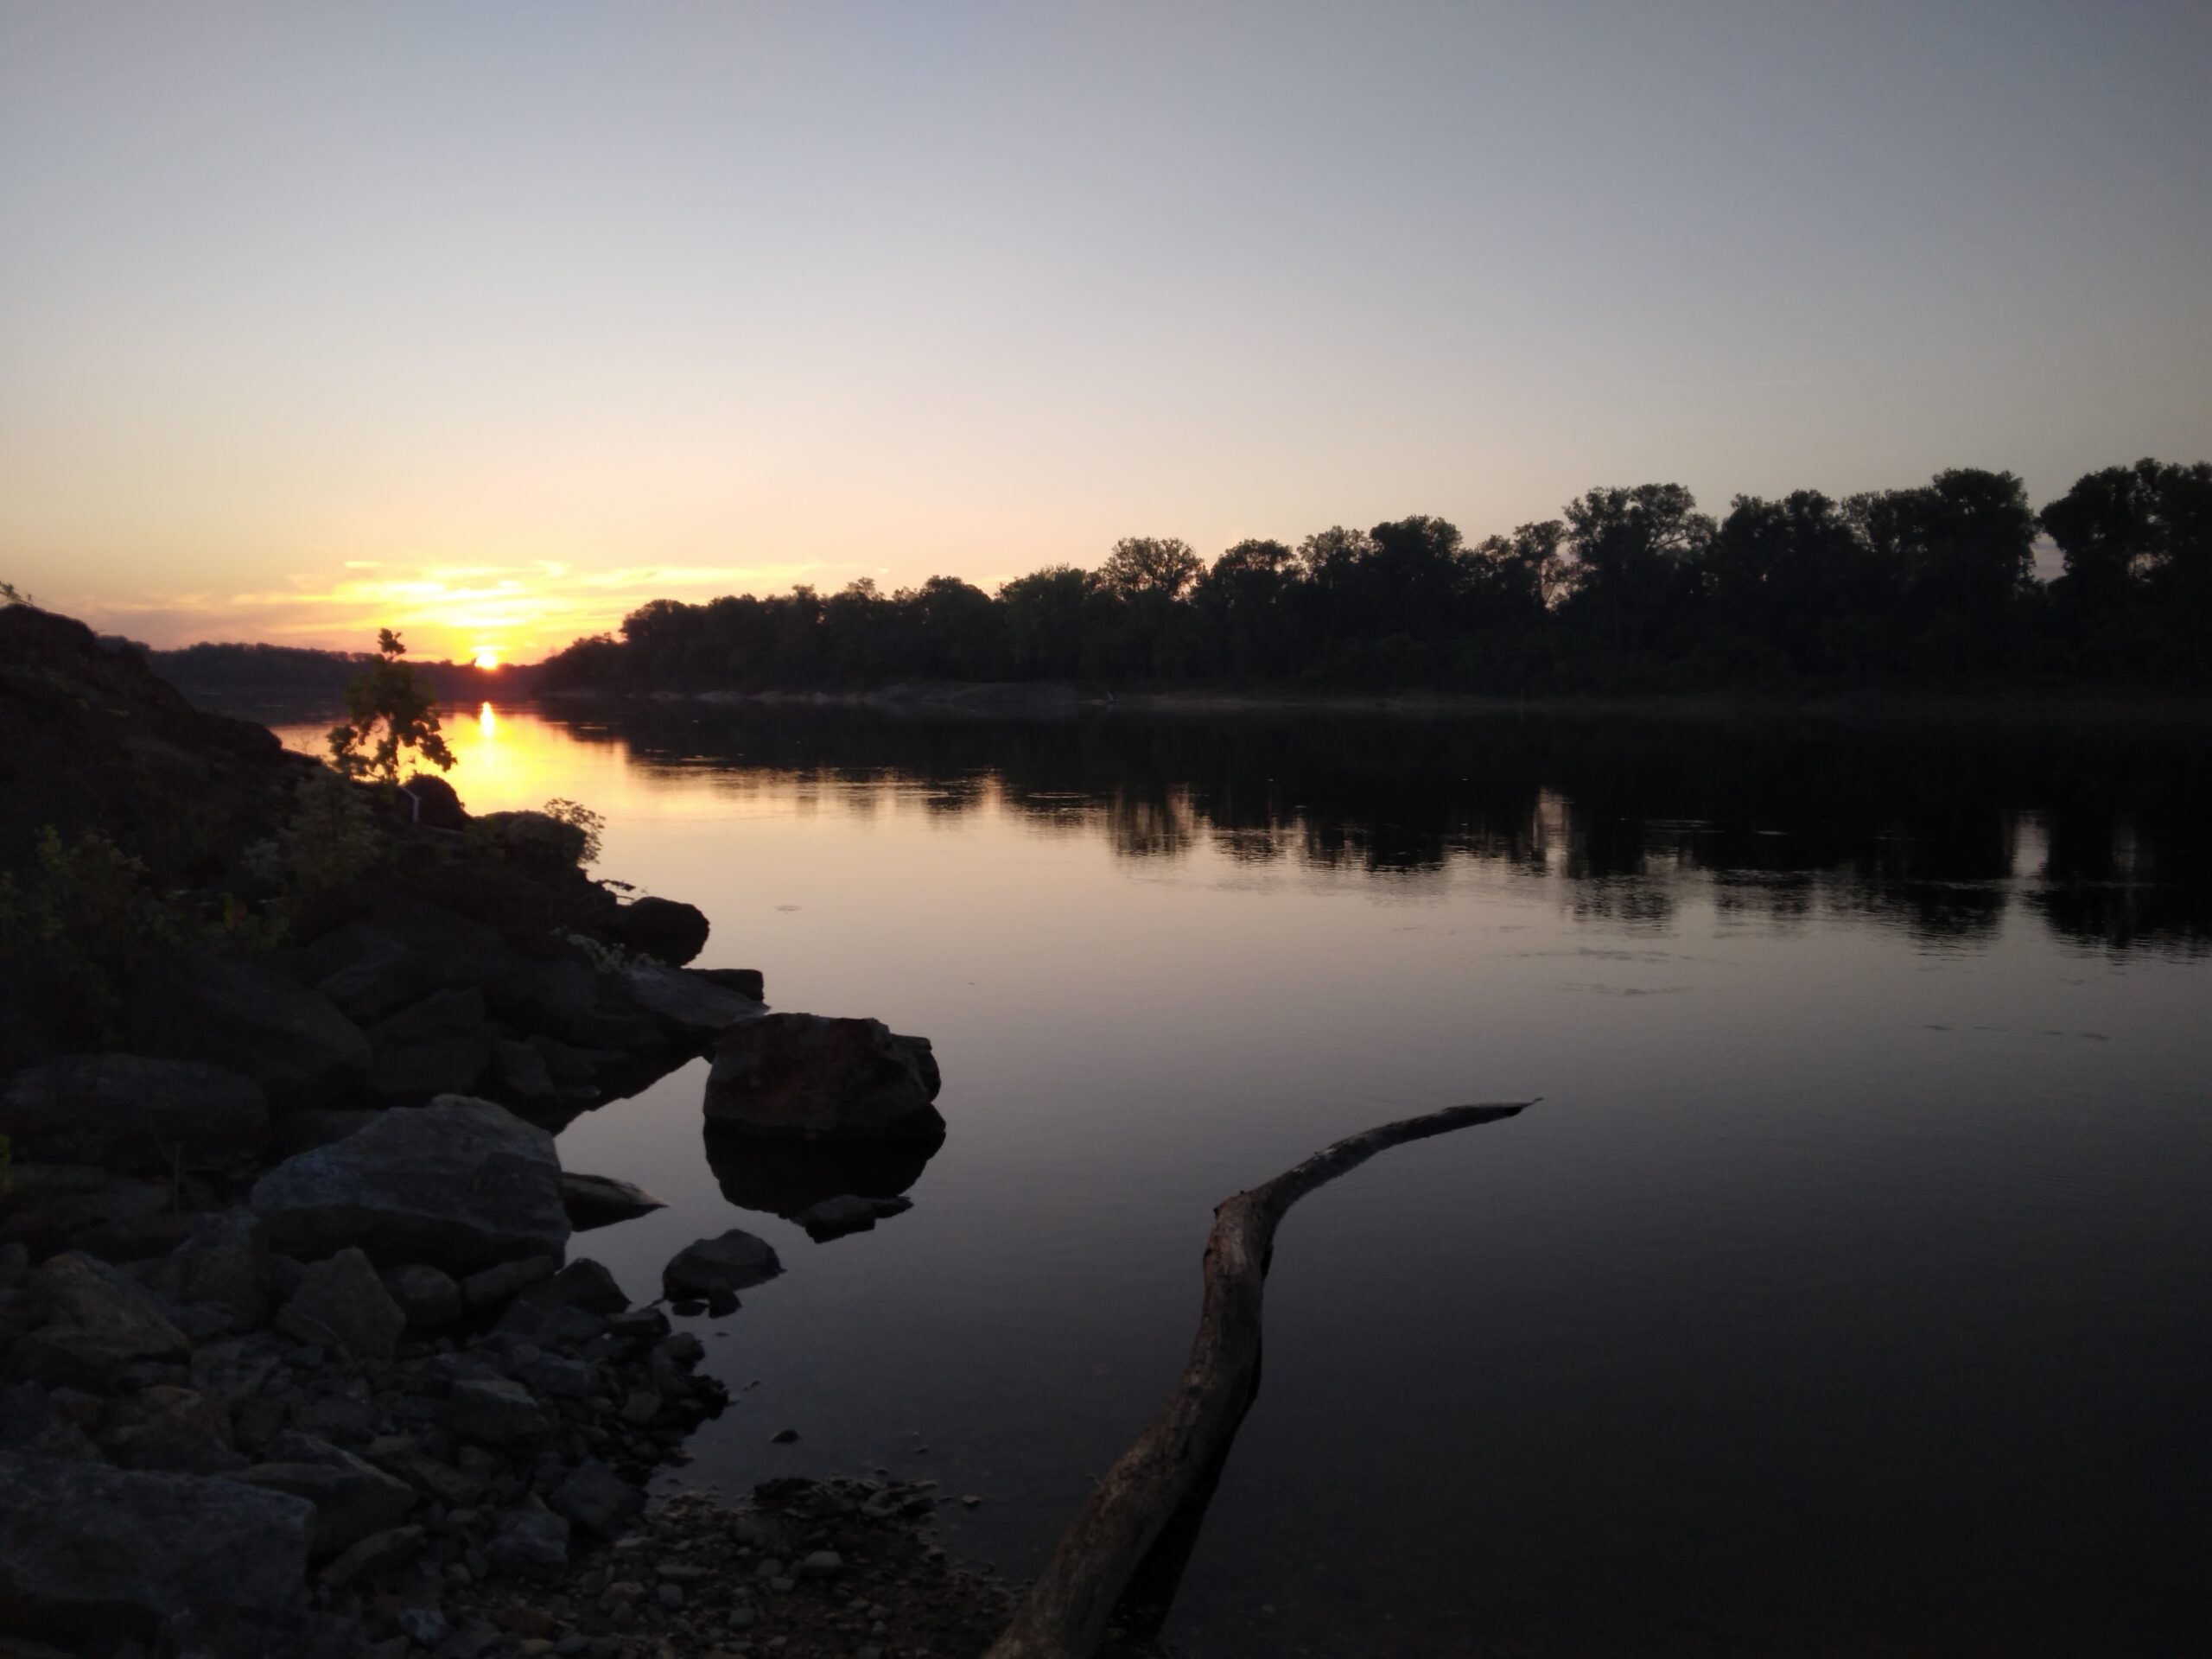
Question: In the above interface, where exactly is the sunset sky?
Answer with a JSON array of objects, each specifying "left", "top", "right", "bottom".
[{"left": 4, "top": 2, "right": 2209, "bottom": 664}]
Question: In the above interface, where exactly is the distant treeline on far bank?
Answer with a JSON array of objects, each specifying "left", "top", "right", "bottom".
[
  {"left": 156, "top": 459, "right": 2212, "bottom": 702},
  {"left": 147, "top": 641, "right": 511, "bottom": 707},
  {"left": 536, "top": 461, "right": 2210, "bottom": 695}
]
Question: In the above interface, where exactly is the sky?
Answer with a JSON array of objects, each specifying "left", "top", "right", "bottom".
[{"left": 3, "top": 2, "right": 2209, "bottom": 663}]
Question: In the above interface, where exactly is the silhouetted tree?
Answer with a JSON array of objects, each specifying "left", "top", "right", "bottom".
[
  {"left": 1194, "top": 539, "right": 1300, "bottom": 676},
  {"left": 526, "top": 458, "right": 2207, "bottom": 694},
  {"left": 1000, "top": 566, "right": 1100, "bottom": 677},
  {"left": 1561, "top": 484, "right": 1713, "bottom": 652},
  {"left": 1847, "top": 469, "right": 2034, "bottom": 671},
  {"left": 1705, "top": 491, "right": 1894, "bottom": 675},
  {"left": 328, "top": 630, "right": 456, "bottom": 785}
]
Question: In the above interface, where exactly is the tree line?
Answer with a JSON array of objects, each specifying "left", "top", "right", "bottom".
[
  {"left": 526, "top": 458, "right": 2209, "bottom": 693},
  {"left": 148, "top": 640, "right": 508, "bottom": 705}
]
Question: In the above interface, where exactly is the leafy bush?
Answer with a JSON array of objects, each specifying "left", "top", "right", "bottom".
[
  {"left": 328, "top": 628, "right": 456, "bottom": 785},
  {"left": 468, "top": 809, "right": 589, "bottom": 874},
  {"left": 540, "top": 798, "right": 606, "bottom": 865},
  {"left": 243, "top": 767, "right": 384, "bottom": 908}
]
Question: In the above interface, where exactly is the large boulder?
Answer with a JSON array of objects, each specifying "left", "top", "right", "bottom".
[
  {"left": 382, "top": 1263, "right": 463, "bottom": 1330},
  {"left": 305, "top": 929, "right": 442, "bottom": 1026},
  {"left": 550, "top": 1457, "right": 644, "bottom": 1541},
  {"left": 133, "top": 1208, "right": 273, "bottom": 1334},
  {"left": 365, "top": 1031, "right": 493, "bottom": 1103},
  {"left": 0, "top": 1452, "right": 314, "bottom": 1643},
  {"left": 0, "top": 1054, "right": 269, "bottom": 1173},
  {"left": 13, "top": 1250, "right": 190, "bottom": 1385},
  {"left": 276, "top": 1247, "right": 406, "bottom": 1362},
  {"left": 238, "top": 1445, "right": 418, "bottom": 1557},
  {"left": 610, "top": 897, "right": 710, "bottom": 966},
  {"left": 123, "top": 950, "right": 370, "bottom": 1111},
  {"left": 703, "top": 1014, "right": 944, "bottom": 1141},
  {"left": 614, "top": 958, "right": 764, "bottom": 1039},
  {"left": 102, "top": 1384, "right": 244, "bottom": 1476},
  {"left": 366, "top": 987, "right": 493, "bottom": 1103},
  {"left": 249, "top": 1095, "right": 569, "bottom": 1270},
  {"left": 663, "top": 1229, "right": 782, "bottom": 1298}
]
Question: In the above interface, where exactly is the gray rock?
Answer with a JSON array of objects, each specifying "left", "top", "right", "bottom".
[
  {"left": 444, "top": 1377, "right": 549, "bottom": 1445},
  {"left": 695, "top": 966, "right": 766, "bottom": 1001},
  {"left": 0, "top": 1054, "right": 268, "bottom": 1173},
  {"left": 134, "top": 1209, "right": 272, "bottom": 1334},
  {"left": 317, "top": 1522, "right": 424, "bottom": 1587},
  {"left": 357, "top": 895, "right": 521, "bottom": 997},
  {"left": 396, "top": 1606, "right": 450, "bottom": 1647},
  {"left": 798, "top": 1549, "right": 843, "bottom": 1579},
  {"left": 559, "top": 1171, "right": 667, "bottom": 1230},
  {"left": 702, "top": 1014, "right": 944, "bottom": 1141},
  {"left": 103, "top": 1384, "right": 243, "bottom": 1475},
  {"left": 14, "top": 1251, "right": 190, "bottom": 1386},
  {"left": 662, "top": 1230, "right": 783, "bottom": 1298},
  {"left": 238, "top": 1450, "right": 417, "bottom": 1556},
  {"left": 501, "top": 952, "right": 600, "bottom": 1032},
  {"left": 365, "top": 1437, "right": 476, "bottom": 1505},
  {"left": 614, "top": 958, "right": 764, "bottom": 1038},
  {"left": 383, "top": 1263, "right": 464, "bottom": 1329},
  {"left": 371, "top": 985, "right": 485, "bottom": 1045},
  {"left": 273, "top": 1107, "right": 382, "bottom": 1155},
  {"left": 277, "top": 1247, "right": 405, "bottom": 1362},
  {"left": 512, "top": 1349, "right": 594, "bottom": 1398},
  {"left": 486, "top": 1507, "right": 569, "bottom": 1580},
  {"left": 0, "top": 1380, "right": 101, "bottom": 1461},
  {"left": 251, "top": 1095, "right": 569, "bottom": 1270},
  {"left": 312, "top": 936, "right": 442, "bottom": 1026},
  {"left": 365, "top": 1031, "right": 492, "bottom": 1103},
  {"left": 550, "top": 1457, "right": 644, "bottom": 1541},
  {"left": 123, "top": 949, "right": 371, "bottom": 1111},
  {"left": 490, "top": 1038, "right": 563, "bottom": 1108},
  {"left": 461, "top": 1254, "right": 555, "bottom": 1311},
  {"left": 531, "top": 1257, "right": 631, "bottom": 1318},
  {"left": 0, "top": 1451, "right": 313, "bottom": 1642},
  {"left": 189, "top": 1334, "right": 289, "bottom": 1410}
]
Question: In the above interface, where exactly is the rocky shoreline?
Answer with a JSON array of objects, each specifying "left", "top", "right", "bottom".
[{"left": 0, "top": 604, "right": 1073, "bottom": 1659}]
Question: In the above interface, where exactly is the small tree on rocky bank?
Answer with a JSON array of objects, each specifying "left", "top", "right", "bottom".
[{"left": 328, "top": 628, "right": 456, "bottom": 785}]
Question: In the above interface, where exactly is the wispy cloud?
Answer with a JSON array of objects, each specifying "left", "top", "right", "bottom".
[{"left": 87, "top": 559, "right": 849, "bottom": 662}]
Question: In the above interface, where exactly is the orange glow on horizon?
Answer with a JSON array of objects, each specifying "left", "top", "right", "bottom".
[{"left": 473, "top": 648, "right": 502, "bottom": 669}]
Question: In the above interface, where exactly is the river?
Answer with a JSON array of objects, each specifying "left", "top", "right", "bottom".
[{"left": 270, "top": 700, "right": 2212, "bottom": 1656}]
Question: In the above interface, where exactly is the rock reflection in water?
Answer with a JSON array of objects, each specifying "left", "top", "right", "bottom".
[{"left": 702, "top": 1127, "right": 945, "bottom": 1236}]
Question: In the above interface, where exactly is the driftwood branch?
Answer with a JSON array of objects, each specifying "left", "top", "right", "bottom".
[{"left": 984, "top": 1099, "right": 1536, "bottom": 1659}]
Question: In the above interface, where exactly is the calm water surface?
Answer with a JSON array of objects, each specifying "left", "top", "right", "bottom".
[{"left": 276, "top": 703, "right": 2212, "bottom": 1656}]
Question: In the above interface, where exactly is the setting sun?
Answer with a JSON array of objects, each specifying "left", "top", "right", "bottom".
[{"left": 472, "top": 647, "right": 501, "bottom": 669}]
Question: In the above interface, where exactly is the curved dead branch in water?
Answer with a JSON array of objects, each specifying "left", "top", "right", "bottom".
[{"left": 984, "top": 1099, "right": 1537, "bottom": 1659}]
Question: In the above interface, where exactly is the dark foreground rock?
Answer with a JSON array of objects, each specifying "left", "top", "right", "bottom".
[
  {"left": 0, "top": 1054, "right": 270, "bottom": 1173},
  {"left": 124, "top": 950, "right": 372, "bottom": 1113},
  {"left": 13, "top": 1250, "right": 190, "bottom": 1386},
  {"left": 610, "top": 895, "right": 711, "bottom": 966},
  {"left": 0, "top": 1451, "right": 315, "bottom": 1643},
  {"left": 251, "top": 1094, "right": 569, "bottom": 1269},
  {"left": 704, "top": 1014, "right": 944, "bottom": 1141}
]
